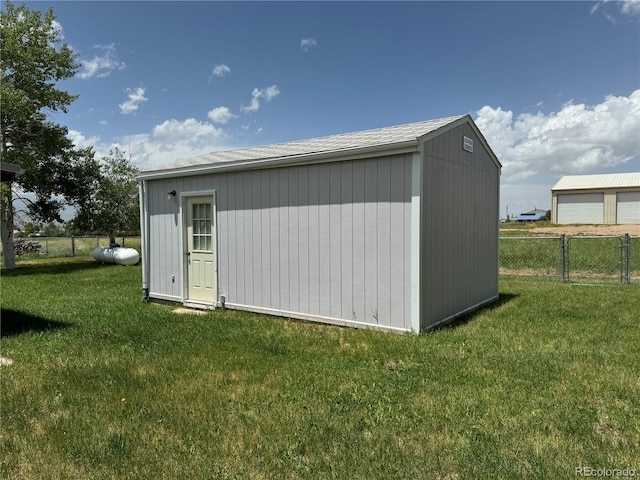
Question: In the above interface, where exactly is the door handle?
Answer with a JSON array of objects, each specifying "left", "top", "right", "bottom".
[{"left": 186, "top": 252, "right": 191, "bottom": 256}]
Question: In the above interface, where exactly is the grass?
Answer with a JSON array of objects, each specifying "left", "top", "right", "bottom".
[{"left": 1, "top": 258, "right": 640, "bottom": 479}]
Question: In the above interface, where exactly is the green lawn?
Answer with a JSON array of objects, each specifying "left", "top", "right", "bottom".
[{"left": 1, "top": 258, "right": 639, "bottom": 479}]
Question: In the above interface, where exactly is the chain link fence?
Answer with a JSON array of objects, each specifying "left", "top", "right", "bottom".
[
  {"left": 500, "top": 234, "right": 639, "bottom": 284},
  {"left": 5, "top": 233, "right": 639, "bottom": 284},
  {"left": 4, "top": 236, "right": 142, "bottom": 259}
]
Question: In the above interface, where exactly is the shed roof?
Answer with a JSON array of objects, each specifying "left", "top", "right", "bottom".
[
  {"left": 552, "top": 172, "right": 640, "bottom": 191},
  {"left": 139, "top": 114, "right": 498, "bottom": 180}
]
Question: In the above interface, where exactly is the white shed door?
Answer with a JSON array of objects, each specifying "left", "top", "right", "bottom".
[
  {"left": 617, "top": 192, "right": 640, "bottom": 224},
  {"left": 186, "top": 196, "right": 217, "bottom": 303},
  {"left": 557, "top": 193, "right": 604, "bottom": 224}
]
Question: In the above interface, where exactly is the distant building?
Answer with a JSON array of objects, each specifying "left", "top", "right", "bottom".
[
  {"left": 551, "top": 173, "right": 640, "bottom": 224},
  {"left": 516, "top": 208, "right": 547, "bottom": 222}
]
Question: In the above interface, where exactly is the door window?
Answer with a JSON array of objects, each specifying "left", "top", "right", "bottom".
[{"left": 192, "top": 203, "right": 213, "bottom": 252}]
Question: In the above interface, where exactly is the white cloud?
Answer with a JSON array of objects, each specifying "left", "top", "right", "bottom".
[
  {"left": 67, "top": 130, "right": 101, "bottom": 150},
  {"left": 119, "top": 87, "right": 148, "bottom": 115},
  {"left": 262, "top": 85, "right": 280, "bottom": 101},
  {"left": 475, "top": 89, "right": 640, "bottom": 182},
  {"left": 207, "top": 106, "right": 237, "bottom": 124},
  {"left": 300, "top": 37, "right": 317, "bottom": 52},
  {"left": 152, "top": 118, "right": 223, "bottom": 143},
  {"left": 211, "top": 64, "right": 231, "bottom": 78},
  {"left": 78, "top": 43, "right": 126, "bottom": 79},
  {"left": 620, "top": 0, "right": 640, "bottom": 15},
  {"left": 119, "top": 118, "right": 231, "bottom": 169},
  {"left": 240, "top": 85, "right": 281, "bottom": 113},
  {"left": 590, "top": 0, "right": 640, "bottom": 21}
]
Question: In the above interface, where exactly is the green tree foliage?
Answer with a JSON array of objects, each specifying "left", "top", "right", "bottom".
[
  {"left": 0, "top": 1, "right": 99, "bottom": 268},
  {"left": 71, "top": 147, "right": 140, "bottom": 244},
  {"left": 22, "top": 221, "right": 39, "bottom": 236},
  {"left": 41, "top": 222, "right": 65, "bottom": 237}
]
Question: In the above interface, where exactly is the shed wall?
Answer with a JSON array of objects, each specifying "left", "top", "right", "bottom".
[
  {"left": 146, "top": 154, "right": 414, "bottom": 331},
  {"left": 421, "top": 123, "right": 500, "bottom": 329}
]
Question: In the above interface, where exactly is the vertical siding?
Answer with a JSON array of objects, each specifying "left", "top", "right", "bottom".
[
  {"left": 363, "top": 160, "right": 379, "bottom": 324},
  {"left": 260, "top": 170, "right": 271, "bottom": 306},
  {"left": 421, "top": 124, "right": 500, "bottom": 329},
  {"left": 269, "top": 170, "right": 280, "bottom": 308},
  {"left": 307, "top": 165, "right": 320, "bottom": 315},
  {"left": 603, "top": 191, "right": 617, "bottom": 224},
  {"left": 329, "top": 163, "right": 342, "bottom": 319},
  {"left": 351, "top": 160, "right": 366, "bottom": 323},
  {"left": 289, "top": 168, "right": 300, "bottom": 313},
  {"left": 340, "top": 162, "right": 354, "bottom": 321},
  {"left": 298, "top": 167, "right": 309, "bottom": 313},
  {"left": 278, "top": 168, "right": 289, "bottom": 311},
  {"left": 317, "top": 165, "right": 331, "bottom": 318},
  {"left": 147, "top": 154, "right": 414, "bottom": 330}
]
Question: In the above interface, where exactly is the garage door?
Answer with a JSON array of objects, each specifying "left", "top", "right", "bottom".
[
  {"left": 617, "top": 192, "right": 640, "bottom": 224},
  {"left": 557, "top": 193, "right": 604, "bottom": 224}
]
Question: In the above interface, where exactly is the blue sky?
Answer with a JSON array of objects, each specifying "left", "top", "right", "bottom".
[{"left": 26, "top": 0, "right": 640, "bottom": 218}]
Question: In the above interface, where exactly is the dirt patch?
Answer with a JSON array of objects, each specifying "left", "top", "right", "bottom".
[{"left": 531, "top": 224, "right": 640, "bottom": 236}]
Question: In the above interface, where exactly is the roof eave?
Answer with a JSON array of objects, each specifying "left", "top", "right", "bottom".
[
  {"left": 552, "top": 184, "right": 640, "bottom": 192},
  {"left": 138, "top": 140, "right": 420, "bottom": 181}
]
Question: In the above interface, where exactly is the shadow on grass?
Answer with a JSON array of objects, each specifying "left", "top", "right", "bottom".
[
  {"left": 1, "top": 258, "right": 108, "bottom": 277},
  {"left": 1, "top": 308, "right": 72, "bottom": 338},
  {"left": 431, "top": 293, "right": 519, "bottom": 332}
]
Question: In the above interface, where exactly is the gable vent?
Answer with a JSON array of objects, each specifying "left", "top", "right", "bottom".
[{"left": 463, "top": 136, "right": 473, "bottom": 153}]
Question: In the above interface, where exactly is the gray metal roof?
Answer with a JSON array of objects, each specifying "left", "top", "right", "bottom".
[
  {"left": 552, "top": 172, "right": 640, "bottom": 191},
  {"left": 141, "top": 115, "right": 467, "bottom": 177}
]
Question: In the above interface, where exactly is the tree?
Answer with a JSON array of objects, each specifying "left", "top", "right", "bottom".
[
  {"left": 71, "top": 147, "right": 140, "bottom": 245},
  {"left": 0, "top": 1, "right": 99, "bottom": 268},
  {"left": 22, "top": 221, "right": 39, "bottom": 236},
  {"left": 42, "top": 222, "right": 64, "bottom": 237}
]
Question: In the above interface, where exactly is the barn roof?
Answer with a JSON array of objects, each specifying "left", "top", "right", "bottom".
[
  {"left": 139, "top": 114, "right": 498, "bottom": 180},
  {"left": 552, "top": 172, "right": 640, "bottom": 191}
]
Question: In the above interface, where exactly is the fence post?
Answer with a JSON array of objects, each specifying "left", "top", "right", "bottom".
[
  {"left": 559, "top": 234, "right": 566, "bottom": 283},
  {"left": 71, "top": 235, "right": 75, "bottom": 256},
  {"left": 624, "top": 233, "right": 630, "bottom": 284}
]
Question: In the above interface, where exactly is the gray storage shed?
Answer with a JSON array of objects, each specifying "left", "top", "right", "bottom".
[{"left": 138, "top": 115, "right": 501, "bottom": 332}]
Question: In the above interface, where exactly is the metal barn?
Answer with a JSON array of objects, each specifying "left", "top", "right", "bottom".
[
  {"left": 138, "top": 115, "right": 501, "bottom": 332},
  {"left": 551, "top": 173, "right": 640, "bottom": 225}
]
